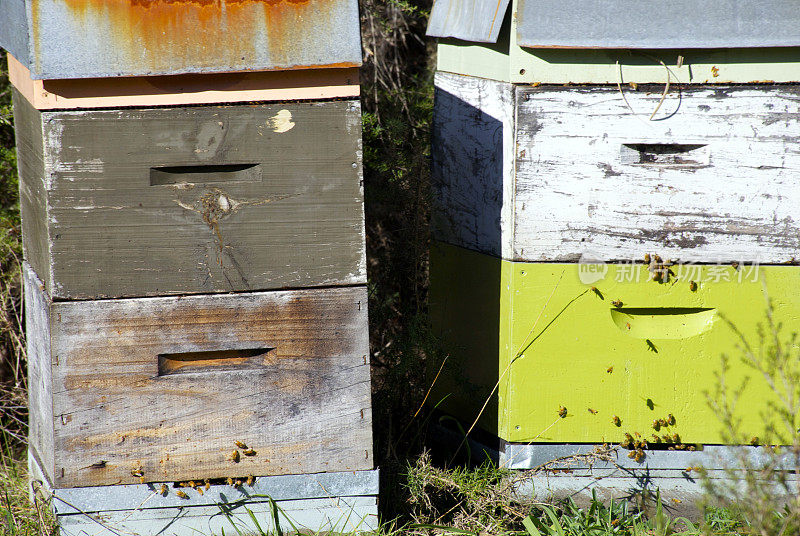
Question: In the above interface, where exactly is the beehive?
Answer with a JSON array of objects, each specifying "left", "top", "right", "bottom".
[
  {"left": 427, "top": 0, "right": 800, "bottom": 504},
  {"left": 7, "top": 0, "right": 377, "bottom": 532}
]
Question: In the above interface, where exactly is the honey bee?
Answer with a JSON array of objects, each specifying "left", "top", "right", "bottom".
[
  {"left": 131, "top": 468, "right": 144, "bottom": 478},
  {"left": 226, "top": 477, "right": 234, "bottom": 486},
  {"left": 627, "top": 450, "right": 636, "bottom": 459},
  {"left": 588, "top": 408, "right": 598, "bottom": 415},
  {"left": 662, "top": 434, "right": 672, "bottom": 443},
  {"left": 672, "top": 433, "right": 681, "bottom": 443},
  {"left": 689, "top": 280, "right": 698, "bottom": 292},
  {"left": 246, "top": 475, "right": 255, "bottom": 486},
  {"left": 558, "top": 406, "right": 568, "bottom": 418},
  {"left": 629, "top": 82, "right": 638, "bottom": 91},
  {"left": 611, "top": 300, "right": 623, "bottom": 308},
  {"left": 160, "top": 484, "right": 168, "bottom": 495},
  {"left": 687, "top": 445, "right": 696, "bottom": 451},
  {"left": 197, "top": 487, "right": 204, "bottom": 496},
  {"left": 612, "top": 415, "right": 622, "bottom": 427},
  {"left": 654, "top": 255, "right": 662, "bottom": 264},
  {"left": 176, "top": 490, "right": 189, "bottom": 499},
  {"left": 140, "top": 476, "right": 145, "bottom": 484},
  {"left": 188, "top": 481, "right": 197, "bottom": 488},
  {"left": 625, "top": 322, "right": 631, "bottom": 330},
  {"left": 646, "top": 340, "right": 657, "bottom": 353},
  {"left": 205, "top": 479, "right": 211, "bottom": 491},
  {"left": 651, "top": 270, "right": 662, "bottom": 283},
  {"left": 590, "top": 286, "right": 604, "bottom": 299},
  {"left": 711, "top": 66, "right": 720, "bottom": 77},
  {"left": 731, "top": 262, "right": 739, "bottom": 270},
  {"left": 607, "top": 366, "right": 614, "bottom": 374},
  {"left": 667, "top": 413, "right": 676, "bottom": 426},
  {"left": 652, "top": 420, "right": 661, "bottom": 431},
  {"left": 235, "top": 441, "right": 248, "bottom": 449},
  {"left": 243, "top": 449, "right": 257, "bottom": 456},
  {"left": 658, "top": 418, "right": 667, "bottom": 428},
  {"left": 634, "top": 449, "right": 645, "bottom": 463},
  {"left": 644, "top": 253, "right": 651, "bottom": 264},
  {"left": 621, "top": 432, "right": 634, "bottom": 449},
  {"left": 651, "top": 434, "right": 661, "bottom": 443},
  {"left": 750, "top": 436, "right": 760, "bottom": 446},
  {"left": 234, "top": 479, "right": 243, "bottom": 487},
  {"left": 671, "top": 498, "right": 682, "bottom": 504},
  {"left": 229, "top": 450, "right": 240, "bottom": 463}
]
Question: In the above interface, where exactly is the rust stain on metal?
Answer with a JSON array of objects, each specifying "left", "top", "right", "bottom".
[{"left": 43, "top": 0, "right": 344, "bottom": 72}]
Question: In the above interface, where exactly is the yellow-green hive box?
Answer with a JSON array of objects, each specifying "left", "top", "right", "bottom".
[
  {"left": 430, "top": 241, "right": 800, "bottom": 446},
  {"left": 427, "top": 0, "right": 800, "bottom": 84}
]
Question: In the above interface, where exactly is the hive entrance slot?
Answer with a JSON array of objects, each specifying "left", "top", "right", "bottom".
[
  {"left": 150, "top": 163, "right": 261, "bottom": 185},
  {"left": 610, "top": 307, "right": 716, "bottom": 340},
  {"left": 157, "top": 348, "right": 274, "bottom": 375},
  {"left": 620, "top": 143, "right": 709, "bottom": 167}
]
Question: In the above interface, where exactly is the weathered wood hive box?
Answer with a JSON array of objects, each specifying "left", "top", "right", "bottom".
[
  {"left": 427, "top": 0, "right": 800, "bottom": 505},
  {"left": 6, "top": 1, "right": 377, "bottom": 533}
]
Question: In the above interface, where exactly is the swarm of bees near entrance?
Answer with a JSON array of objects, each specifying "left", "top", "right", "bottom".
[
  {"left": 644, "top": 253, "right": 675, "bottom": 283},
  {"left": 230, "top": 440, "right": 257, "bottom": 462},
  {"left": 619, "top": 411, "right": 696, "bottom": 463},
  {"left": 157, "top": 475, "right": 257, "bottom": 498}
]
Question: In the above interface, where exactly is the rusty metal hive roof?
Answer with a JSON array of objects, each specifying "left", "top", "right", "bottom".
[{"left": 1, "top": 0, "right": 363, "bottom": 80}]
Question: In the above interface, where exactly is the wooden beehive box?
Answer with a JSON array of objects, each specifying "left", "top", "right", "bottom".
[
  {"left": 13, "top": 90, "right": 366, "bottom": 299},
  {"left": 428, "top": 0, "right": 800, "bottom": 84},
  {"left": 426, "top": 0, "right": 800, "bottom": 456},
  {"left": 25, "top": 264, "right": 373, "bottom": 488}
]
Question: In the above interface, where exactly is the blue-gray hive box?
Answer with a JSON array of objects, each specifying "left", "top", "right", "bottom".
[
  {"left": 428, "top": 0, "right": 800, "bottom": 48},
  {"left": 0, "top": 0, "right": 362, "bottom": 79}
]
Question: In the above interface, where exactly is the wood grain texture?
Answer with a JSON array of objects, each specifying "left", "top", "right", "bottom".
[
  {"left": 431, "top": 72, "right": 515, "bottom": 259},
  {"left": 21, "top": 100, "right": 365, "bottom": 299},
  {"left": 432, "top": 75, "right": 800, "bottom": 263},
  {"left": 23, "top": 265, "right": 55, "bottom": 481},
  {"left": 24, "top": 266, "right": 373, "bottom": 488},
  {"left": 13, "top": 91, "right": 51, "bottom": 293},
  {"left": 514, "top": 85, "right": 800, "bottom": 263},
  {"left": 8, "top": 53, "right": 360, "bottom": 110}
]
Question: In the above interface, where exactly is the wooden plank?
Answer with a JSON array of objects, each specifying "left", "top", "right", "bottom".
[
  {"left": 513, "top": 85, "right": 800, "bottom": 263},
  {"left": 431, "top": 72, "right": 515, "bottom": 259},
  {"left": 26, "top": 100, "right": 365, "bottom": 299},
  {"left": 24, "top": 266, "right": 373, "bottom": 488},
  {"left": 23, "top": 264, "right": 55, "bottom": 482},
  {"left": 56, "top": 496, "right": 378, "bottom": 536},
  {"left": 8, "top": 53, "right": 360, "bottom": 110},
  {"left": 12, "top": 90, "right": 51, "bottom": 292},
  {"left": 437, "top": 40, "right": 800, "bottom": 84}
]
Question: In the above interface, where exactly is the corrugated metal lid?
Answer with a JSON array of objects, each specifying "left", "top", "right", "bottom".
[
  {"left": 426, "top": 0, "right": 511, "bottom": 43},
  {"left": 516, "top": 0, "right": 800, "bottom": 49}
]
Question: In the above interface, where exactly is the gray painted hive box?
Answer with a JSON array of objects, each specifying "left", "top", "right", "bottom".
[
  {"left": 14, "top": 91, "right": 366, "bottom": 300},
  {"left": 24, "top": 264, "right": 373, "bottom": 489},
  {"left": 0, "top": 0, "right": 362, "bottom": 79}
]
